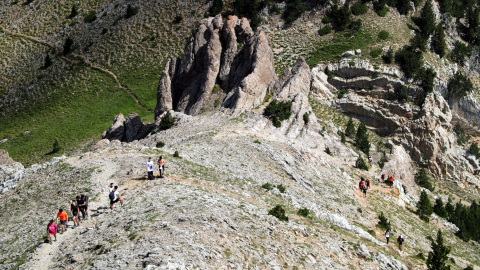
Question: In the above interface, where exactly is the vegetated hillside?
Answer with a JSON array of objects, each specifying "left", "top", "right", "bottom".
[
  {"left": 1, "top": 112, "right": 479, "bottom": 269},
  {"left": 0, "top": 0, "right": 205, "bottom": 165}
]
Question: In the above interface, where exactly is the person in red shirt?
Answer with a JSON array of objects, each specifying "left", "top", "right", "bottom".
[
  {"left": 389, "top": 176, "right": 394, "bottom": 188},
  {"left": 366, "top": 179, "right": 371, "bottom": 189},
  {"left": 47, "top": 219, "right": 57, "bottom": 244},
  {"left": 381, "top": 173, "right": 385, "bottom": 182},
  {"left": 56, "top": 209, "right": 68, "bottom": 233}
]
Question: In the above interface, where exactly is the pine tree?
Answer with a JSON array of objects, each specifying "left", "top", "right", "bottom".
[
  {"left": 433, "top": 23, "right": 447, "bottom": 58},
  {"left": 209, "top": 0, "right": 224, "bottom": 16},
  {"left": 469, "top": 142, "right": 480, "bottom": 159},
  {"left": 355, "top": 121, "right": 370, "bottom": 155},
  {"left": 396, "top": 0, "right": 411, "bottom": 15},
  {"left": 445, "top": 199, "right": 454, "bottom": 221},
  {"left": 427, "top": 230, "right": 451, "bottom": 270},
  {"left": 434, "top": 198, "right": 447, "bottom": 218},
  {"left": 417, "top": 190, "right": 433, "bottom": 221},
  {"left": 419, "top": 0, "right": 436, "bottom": 37},
  {"left": 67, "top": 5, "right": 78, "bottom": 19},
  {"left": 415, "top": 168, "right": 434, "bottom": 191},
  {"left": 345, "top": 118, "right": 355, "bottom": 137}
]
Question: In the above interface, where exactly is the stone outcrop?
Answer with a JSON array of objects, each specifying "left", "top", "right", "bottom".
[
  {"left": 451, "top": 95, "right": 480, "bottom": 130},
  {"left": 103, "top": 113, "right": 152, "bottom": 143},
  {"left": 155, "top": 16, "right": 275, "bottom": 118},
  {"left": 0, "top": 149, "right": 14, "bottom": 166},
  {"left": 273, "top": 57, "right": 321, "bottom": 137},
  {"left": 327, "top": 58, "right": 403, "bottom": 79}
]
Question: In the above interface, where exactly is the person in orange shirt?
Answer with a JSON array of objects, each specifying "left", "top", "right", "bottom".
[{"left": 56, "top": 208, "right": 68, "bottom": 233}]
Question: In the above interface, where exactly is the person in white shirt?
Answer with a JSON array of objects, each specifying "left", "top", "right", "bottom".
[
  {"left": 146, "top": 157, "right": 154, "bottom": 180},
  {"left": 385, "top": 229, "right": 391, "bottom": 244},
  {"left": 109, "top": 185, "right": 124, "bottom": 210}
]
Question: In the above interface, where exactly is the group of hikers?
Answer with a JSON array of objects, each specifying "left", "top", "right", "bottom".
[
  {"left": 384, "top": 229, "right": 406, "bottom": 250},
  {"left": 358, "top": 173, "right": 396, "bottom": 197},
  {"left": 146, "top": 156, "right": 166, "bottom": 180},
  {"left": 46, "top": 195, "right": 89, "bottom": 245}
]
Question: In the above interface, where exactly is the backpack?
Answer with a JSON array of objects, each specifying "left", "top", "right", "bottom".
[{"left": 109, "top": 190, "right": 115, "bottom": 200}]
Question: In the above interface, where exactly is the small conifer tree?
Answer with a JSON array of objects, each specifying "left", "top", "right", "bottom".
[
  {"left": 345, "top": 118, "right": 355, "bottom": 137},
  {"left": 468, "top": 142, "right": 480, "bottom": 159},
  {"left": 427, "top": 230, "right": 451, "bottom": 270},
  {"left": 160, "top": 111, "right": 175, "bottom": 130},
  {"left": 433, "top": 23, "right": 447, "bottom": 58},
  {"left": 417, "top": 190, "right": 433, "bottom": 221},
  {"left": 419, "top": 0, "right": 436, "bottom": 37},
  {"left": 415, "top": 168, "right": 434, "bottom": 191},
  {"left": 355, "top": 121, "right": 370, "bottom": 155},
  {"left": 433, "top": 198, "right": 447, "bottom": 218}
]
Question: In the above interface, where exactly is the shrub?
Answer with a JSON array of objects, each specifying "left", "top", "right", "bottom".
[
  {"left": 341, "top": 132, "right": 346, "bottom": 143},
  {"left": 378, "top": 30, "right": 389, "bottom": 40},
  {"left": 395, "top": 46, "right": 423, "bottom": 78},
  {"left": 173, "top": 15, "right": 183, "bottom": 24},
  {"left": 378, "top": 212, "right": 391, "bottom": 229},
  {"left": 355, "top": 121, "right": 370, "bottom": 155},
  {"left": 264, "top": 100, "right": 292, "bottom": 128},
  {"left": 338, "top": 88, "right": 349, "bottom": 99},
  {"left": 126, "top": 4, "right": 139, "bottom": 19},
  {"left": 325, "top": 147, "right": 332, "bottom": 156},
  {"left": 268, "top": 205, "right": 289, "bottom": 221},
  {"left": 356, "top": 156, "right": 369, "bottom": 170},
  {"left": 52, "top": 139, "right": 61, "bottom": 154},
  {"left": 156, "top": 141, "right": 165, "bottom": 148},
  {"left": 419, "top": 67, "right": 436, "bottom": 93},
  {"left": 453, "top": 123, "right": 467, "bottom": 145},
  {"left": 128, "top": 232, "right": 137, "bottom": 240},
  {"left": 450, "top": 42, "right": 470, "bottom": 66},
  {"left": 415, "top": 168, "right": 434, "bottom": 191},
  {"left": 253, "top": 139, "right": 261, "bottom": 144},
  {"left": 331, "top": 4, "right": 351, "bottom": 31},
  {"left": 322, "top": 16, "right": 332, "bottom": 23},
  {"left": 67, "top": 5, "right": 78, "bottom": 19},
  {"left": 370, "top": 48, "right": 383, "bottom": 58},
  {"left": 376, "top": 6, "right": 389, "bottom": 16},
  {"left": 433, "top": 23, "right": 446, "bottom": 57},
  {"left": 378, "top": 154, "right": 386, "bottom": 169},
  {"left": 84, "top": 11, "right": 97, "bottom": 23},
  {"left": 283, "top": 0, "right": 307, "bottom": 24},
  {"left": 160, "top": 111, "right": 175, "bottom": 130},
  {"left": 303, "top": 112, "right": 309, "bottom": 124},
  {"left": 208, "top": 0, "right": 223, "bottom": 16},
  {"left": 297, "top": 208, "right": 310, "bottom": 218},
  {"left": 318, "top": 25, "right": 332, "bottom": 36},
  {"left": 417, "top": 0, "right": 436, "bottom": 37},
  {"left": 382, "top": 48, "right": 394, "bottom": 64},
  {"left": 277, "top": 184, "right": 286, "bottom": 193},
  {"left": 469, "top": 142, "right": 480, "bottom": 159},
  {"left": 351, "top": 2, "right": 368, "bottom": 15},
  {"left": 63, "top": 38, "right": 74, "bottom": 55},
  {"left": 42, "top": 55, "right": 52, "bottom": 69},
  {"left": 394, "top": 86, "right": 409, "bottom": 103},
  {"left": 173, "top": 151, "right": 180, "bottom": 158},
  {"left": 261, "top": 183, "right": 273, "bottom": 191},
  {"left": 447, "top": 72, "right": 473, "bottom": 99},
  {"left": 347, "top": 19, "right": 362, "bottom": 35}
]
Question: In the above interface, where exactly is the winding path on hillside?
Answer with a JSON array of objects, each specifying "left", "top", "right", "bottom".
[{"left": 0, "top": 24, "right": 150, "bottom": 112}]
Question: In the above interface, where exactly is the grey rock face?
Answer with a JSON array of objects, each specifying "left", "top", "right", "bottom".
[
  {"left": 222, "top": 30, "right": 276, "bottom": 114},
  {"left": 273, "top": 57, "right": 321, "bottom": 137},
  {"left": 451, "top": 95, "right": 480, "bottom": 129},
  {"left": 103, "top": 113, "right": 126, "bottom": 141},
  {"left": 155, "top": 16, "right": 274, "bottom": 117},
  {"left": 124, "top": 113, "right": 147, "bottom": 142}
]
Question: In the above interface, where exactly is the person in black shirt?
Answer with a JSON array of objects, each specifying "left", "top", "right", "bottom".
[
  {"left": 70, "top": 200, "right": 80, "bottom": 227},
  {"left": 76, "top": 196, "right": 86, "bottom": 220}
]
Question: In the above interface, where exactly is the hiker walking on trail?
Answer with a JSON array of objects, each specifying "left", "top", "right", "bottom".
[
  {"left": 381, "top": 173, "right": 385, "bottom": 183},
  {"left": 70, "top": 200, "right": 80, "bottom": 227},
  {"left": 109, "top": 185, "right": 124, "bottom": 210},
  {"left": 146, "top": 157, "right": 155, "bottom": 180},
  {"left": 359, "top": 178, "right": 367, "bottom": 198},
  {"left": 389, "top": 176, "right": 394, "bottom": 188},
  {"left": 157, "top": 156, "right": 165, "bottom": 178},
  {"left": 77, "top": 195, "right": 86, "bottom": 220},
  {"left": 108, "top": 183, "right": 114, "bottom": 193},
  {"left": 81, "top": 194, "right": 89, "bottom": 219},
  {"left": 397, "top": 235, "right": 405, "bottom": 250},
  {"left": 47, "top": 219, "right": 57, "bottom": 244},
  {"left": 385, "top": 229, "right": 391, "bottom": 244},
  {"left": 56, "top": 209, "right": 68, "bottom": 233},
  {"left": 366, "top": 179, "right": 371, "bottom": 189}
]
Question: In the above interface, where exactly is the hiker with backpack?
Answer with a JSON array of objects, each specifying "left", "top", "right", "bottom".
[
  {"left": 366, "top": 179, "right": 371, "bottom": 189},
  {"left": 109, "top": 185, "right": 124, "bottom": 210},
  {"left": 76, "top": 195, "right": 86, "bottom": 221},
  {"left": 381, "top": 173, "right": 385, "bottom": 183},
  {"left": 146, "top": 157, "right": 155, "bottom": 180},
  {"left": 47, "top": 219, "right": 57, "bottom": 245},
  {"left": 157, "top": 156, "right": 165, "bottom": 178},
  {"left": 70, "top": 200, "right": 80, "bottom": 227},
  {"left": 81, "top": 194, "right": 89, "bottom": 219},
  {"left": 389, "top": 176, "right": 394, "bottom": 188},
  {"left": 358, "top": 178, "right": 367, "bottom": 197},
  {"left": 385, "top": 229, "right": 391, "bottom": 244},
  {"left": 397, "top": 235, "right": 405, "bottom": 250},
  {"left": 56, "top": 209, "right": 68, "bottom": 233}
]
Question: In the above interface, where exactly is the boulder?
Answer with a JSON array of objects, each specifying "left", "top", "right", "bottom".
[
  {"left": 0, "top": 150, "right": 14, "bottom": 165},
  {"left": 124, "top": 113, "right": 147, "bottom": 142},
  {"left": 103, "top": 113, "right": 126, "bottom": 141},
  {"left": 222, "top": 30, "right": 276, "bottom": 114}
]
